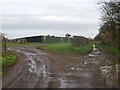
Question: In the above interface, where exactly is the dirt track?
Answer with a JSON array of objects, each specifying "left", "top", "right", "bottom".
[{"left": 2, "top": 46, "right": 119, "bottom": 88}]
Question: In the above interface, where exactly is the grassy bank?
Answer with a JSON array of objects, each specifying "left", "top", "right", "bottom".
[
  {"left": 109, "top": 48, "right": 120, "bottom": 60},
  {"left": 98, "top": 44, "right": 120, "bottom": 60},
  {"left": 37, "top": 42, "right": 93, "bottom": 54},
  {"left": 0, "top": 55, "right": 16, "bottom": 76},
  {"left": 0, "top": 55, "right": 16, "bottom": 67},
  {"left": 107, "top": 47, "right": 120, "bottom": 60}
]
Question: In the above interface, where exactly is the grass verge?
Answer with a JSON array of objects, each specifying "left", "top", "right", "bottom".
[
  {"left": 108, "top": 47, "right": 120, "bottom": 60},
  {"left": 0, "top": 55, "right": 16, "bottom": 67},
  {"left": 37, "top": 42, "right": 93, "bottom": 54},
  {"left": 98, "top": 44, "right": 120, "bottom": 60}
]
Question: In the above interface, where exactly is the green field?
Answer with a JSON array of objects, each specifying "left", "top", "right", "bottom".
[{"left": 37, "top": 42, "right": 93, "bottom": 54}]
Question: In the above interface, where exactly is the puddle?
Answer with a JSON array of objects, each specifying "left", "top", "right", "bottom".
[
  {"left": 46, "top": 72, "right": 72, "bottom": 77},
  {"left": 88, "top": 44, "right": 100, "bottom": 57},
  {"left": 41, "top": 53, "right": 47, "bottom": 55},
  {"left": 28, "top": 68, "right": 33, "bottom": 73},
  {"left": 94, "top": 51, "right": 101, "bottom": 55},
  {"left": 26, "top": 54, "right": 46, "bottom": 77},
  {"left": 84, "top": 61, "right": 89, "bottom": 64},
  {"left": 59, "top": 78, "right": 76, "bottom": 88},
  {"left": 100, "top": 65, "right": 119, "bottom": 78},
  {"left": 77, "top": 72, "right": 92, "bottom": 77},
  {"left": 100, "top": 64, "right": 119, "bottom": 87},
  {"left": 65, "top": 73, "right": 71, "bottom": 76},
  {"left": 13, "top": 48, "right": 47, "bottom": 78},
  {"left": 88, "top": 54, "right": 97, "bottom": 57},
  {"left": 25, "top": 53, "right": 37, "bottom": 56},
  {"left": 100, "top": 64, "right": 120, "bottom": 75},
  {"left": 86, "top": 68, "right": 95, "bottom": 71},
  {"left": 100, "top": 66, "right": 112, "bottom": 75},
  {"left": 76, "top": 68, "right": 84, "bottom": 71},
  {"left": 82, "top": 60, "right": 98, "bottom": 64},
  {"left": 91, "top": 61, "right": 100, "bottom": 64},
  {"left": 16, "top": 50, "right": 21, "bottom": 52},
  {"left": 71, "top": 67, "right": 75, "bottom": 71},
  {"left": 59, "top": 77, "right": 92, "bottom": 88},
  {"left": 59, "top": 78, "right": 67, "bottom": 88},
  {"left": 88, "top": 58, "right": 95, "bottom": 61},
  {"left": 42, "top": 65, "right": 47, "bottom": 77},
  {"left": 80, "top": 83, "right": 92, "bottom": 88},
  {"left": 7, "top": 48, "right": 13, "bottom": 50},
  {"left": 70, "top": 72, "right": 92, "bottom": 78},
  {"left": 28, "top": 58, "right": 46, "bottom": 77},
  {"left": 116, "top": 64, "right": 120, "bottom": 72}
]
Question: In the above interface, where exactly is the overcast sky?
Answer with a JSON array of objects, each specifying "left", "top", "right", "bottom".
[{"left": 1, "top": 0, "right": 101, "bottom": 39}]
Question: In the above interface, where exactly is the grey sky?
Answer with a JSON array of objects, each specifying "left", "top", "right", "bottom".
[{"left": 1, "top": 0, "right": 101, "bottom": 39}]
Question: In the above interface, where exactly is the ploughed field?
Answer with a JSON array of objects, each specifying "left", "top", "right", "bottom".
[{"left": 2, "top": 45, "right": 119, "bottom": 88}]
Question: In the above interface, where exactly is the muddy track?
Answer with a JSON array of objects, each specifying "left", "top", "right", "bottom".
[{"left": 2, "top": 46, "right": 119, "bottom": 88}]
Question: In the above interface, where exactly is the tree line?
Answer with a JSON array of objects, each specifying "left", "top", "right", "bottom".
[{"left": 95, "top": 0, "right": 120, "bottom": 50}]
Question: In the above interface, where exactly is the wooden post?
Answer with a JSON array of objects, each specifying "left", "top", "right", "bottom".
[
  {"left": 0, "top": 35, "right": 2, "bottom": 57},
  {"left": 1, "top": 34, "right": 7, "bottom": 56}
]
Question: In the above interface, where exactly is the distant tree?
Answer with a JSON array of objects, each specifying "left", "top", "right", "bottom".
[
  {"left": 52, "top": 35, "right": 55, "bottom": 37},
  {"left": 71, "top": 36, "right": 89, "bottom": 47},
  {"left": 47, "top": 34, "right": 50, "bottom": 37}
]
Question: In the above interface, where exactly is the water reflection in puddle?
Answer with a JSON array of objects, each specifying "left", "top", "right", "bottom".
[{"left": 11, "top": 47, "right": 47, "bottom": 78}]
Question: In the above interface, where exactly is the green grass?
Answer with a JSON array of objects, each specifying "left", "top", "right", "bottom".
[
  {"left": 108, "top": 47, "right": 120, "bottom": 60},
  {"left": 71, "top": 43, "right": 93, "bottom": 54},
  {"left": 0, "top": 55, "right": 16, "bottom": 67},
  {"left": 37, "top": 42, "right": 93, "bottom": 54},
  {"left": 0, "top": 72, "right": 2, "bottom": 77},
  {"left": 98, "top": 44, "right": 120, "bottom": 60}
]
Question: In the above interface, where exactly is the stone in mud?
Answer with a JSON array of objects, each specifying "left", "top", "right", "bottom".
[{"left": 71, "top": 67, "right": 75, "bottom": 71}]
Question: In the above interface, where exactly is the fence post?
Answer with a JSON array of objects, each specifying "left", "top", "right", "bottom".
[{"left": 1, "top": 34, "right": 7, "bottom": 56}]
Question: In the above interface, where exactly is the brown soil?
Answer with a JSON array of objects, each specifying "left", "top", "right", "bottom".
[{"left": 2, "top": 46, "right": 119, "bottom": 88}]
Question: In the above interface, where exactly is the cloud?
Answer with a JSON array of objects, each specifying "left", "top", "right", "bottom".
[
  {"left": 2, "top": 15, "right": 99, "bottom": 30},
  {"left": 2, "top": 0, "right": 100, "bottom": 39}
]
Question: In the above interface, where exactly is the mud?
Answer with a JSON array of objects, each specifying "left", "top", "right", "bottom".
[{"left": 2, "top": 45, "right": 119, "bottom": 88}]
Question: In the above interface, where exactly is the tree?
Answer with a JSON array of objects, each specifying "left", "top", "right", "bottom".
[
  {"left": 96, "top": 0, "right": 120, "bottom": 49},
  {"left": 95, "top": 1, "right": 120, "bottom": 87},
  {"left": 71, "top": 36, "right": 89, "bottom": 47}
]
